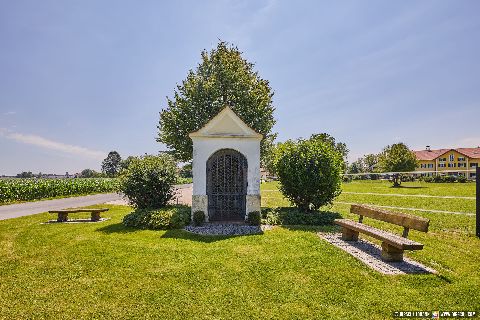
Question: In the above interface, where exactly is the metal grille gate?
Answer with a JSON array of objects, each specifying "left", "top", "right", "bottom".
[{"left": 206, "top": 149, "right": 247, "bottom": 221}]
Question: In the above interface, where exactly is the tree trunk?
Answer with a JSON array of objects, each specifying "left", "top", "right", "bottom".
[{"left": 392, "top": 173, "right": 401, "bottom": 187}]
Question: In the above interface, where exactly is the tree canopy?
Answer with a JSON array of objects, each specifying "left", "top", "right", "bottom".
[
  {"left": 101, "top": 151, "right": 122, "bottom": 177},
  {"left": 310, "top": 133, "right": 349, "bottom": 164},
  {"left": 157, "top": 41, "right": 276, "bottom": 162},
  {"left": 378, "top": 143, "right": 418, "bottom": 187}
]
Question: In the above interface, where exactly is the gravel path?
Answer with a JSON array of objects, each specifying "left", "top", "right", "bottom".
[
  {"left": 318, "top": 232, "right": 436, "bottom": 275},
  {"left": 184, "top": 224, "right": 272, "bottom": 236},
  {"left": 0, "top": 193, "right": 123, "bottom": 221}
]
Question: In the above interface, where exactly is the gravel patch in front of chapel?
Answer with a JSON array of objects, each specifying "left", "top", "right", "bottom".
[{"left": 184, "top": 224, "right": 273, "bottom": 235}]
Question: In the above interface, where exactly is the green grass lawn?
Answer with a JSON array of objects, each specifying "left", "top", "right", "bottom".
[
  {"left": 1, "top": 181, "right": 479, "bottom": 319},
  {"left": 341, "top": 180, "right": 476, "bottom": 197}
]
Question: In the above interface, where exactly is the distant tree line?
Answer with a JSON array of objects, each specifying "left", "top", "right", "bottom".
[{"left": 347, "top": 142, "right": 418, "bottom": 187}]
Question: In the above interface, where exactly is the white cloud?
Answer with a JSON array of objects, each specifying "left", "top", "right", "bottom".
[
  {"left": 3, "top": 111, "right": 16, "bottom": 115},
  {"left": 0, "top": 129, "right": 105, "bottom": 160}
]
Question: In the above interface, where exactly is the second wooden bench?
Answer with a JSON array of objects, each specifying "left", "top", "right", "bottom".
[{"left": 49, "top": 208, "right": 109, "bottom": 222}]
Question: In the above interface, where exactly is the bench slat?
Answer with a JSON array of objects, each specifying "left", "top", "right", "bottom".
[
  {"left": 49, "top": 208, "right": 109, "bottom": 214},
  {"left": 334, "top": 219, "right": 424, "bottom": 250},
  {"left": 350, "top": 204, "right": 429, "bottom": 232}
]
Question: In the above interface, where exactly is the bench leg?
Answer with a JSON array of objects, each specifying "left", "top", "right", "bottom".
[
  {"left": 91, "top": 212, "right": 101, "bottom": 222},
  {"left": 381, "top": 242, "right": 404, "bottom": 262},
  {"left": 57, "top": 213, "right": 68, "bottom": 222},
  {"left": 341, "top": 227, "right": 359, "bottom": 241}
]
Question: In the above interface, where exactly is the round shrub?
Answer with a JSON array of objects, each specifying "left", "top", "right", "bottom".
[
  {"left": 247, "top": 211, "right": 261, "bottom": 226},
  {"left": 123, "top": 205, "right": 191, "bottom": 229},
  {"left": 275, "top": 138, "right": 343, "bottom": 211},
  {"left": 193, "top": 211, "right": 205, "bottom": 226},
  {"left": 119, "top": 154, "right": 177, "bottom": 209},
  {"left": 444, "top": 175, "right": 457, "bottom": 183}
]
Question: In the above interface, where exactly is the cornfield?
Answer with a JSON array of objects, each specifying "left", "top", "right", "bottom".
[{"left": 0, "top": 178, "right": 120, "bottom": 204}]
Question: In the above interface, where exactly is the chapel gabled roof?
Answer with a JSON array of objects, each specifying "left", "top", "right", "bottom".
[{"left": 189, "top": 106, "right": 263, "bottom": 139}]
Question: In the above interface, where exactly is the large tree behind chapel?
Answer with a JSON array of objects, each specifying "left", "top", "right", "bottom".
[{"left": 157, "top": 41, "right": 276, "bottom": 162}]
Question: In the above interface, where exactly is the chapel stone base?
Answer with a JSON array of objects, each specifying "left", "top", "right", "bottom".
[
  {"left": 245, "top": 195, "right": 261, "bottom": 218},
  {"left": 192, "top": 194, "right": 261, "bottom": 222},
  {"left": 191, "top": 195, "right": 208, "bottom": 221}
]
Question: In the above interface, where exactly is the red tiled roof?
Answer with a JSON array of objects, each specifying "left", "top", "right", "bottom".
[
  {"left": 413, "top": 147, "right": 480, "bottom": 160},
  {"left": 412, "top": 149, "right": 450, "bottom": 161},
  {"left": 456, "top": 147, "right": 480, "bottom": 159}
]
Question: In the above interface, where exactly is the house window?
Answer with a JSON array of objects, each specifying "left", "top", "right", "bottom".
[
  {"left": 471, "top": 163, "right": 478, "bottom": 168},
  {"left": 458, "top": 157, "right": 465, "bottom": 162},
  {"left": 439, "top": 163, "right": 446, "bottom": 168},
  {"left": 447, "top": 163, "right": 457, "bottom": 168},
  {"left": 439, "top": 158, "right": 446, "bottom": 162},
  {"left": 449, "top": 154, "right": 455, "bottom": 162},
  {"left": 428, "top": 164, "right": 434, "bottom": 168}
]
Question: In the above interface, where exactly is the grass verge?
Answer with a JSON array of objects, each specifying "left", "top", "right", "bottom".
[{"left": 0, "top": 181, "right": 479, "bottom": 319}]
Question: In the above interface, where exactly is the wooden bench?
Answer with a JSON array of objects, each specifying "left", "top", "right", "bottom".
[
  {"left": 49, "top": 208, "right": 109, "bottom": 222},
  {"left": 334, "top": 204, "right": 430, "bottom": 262}
]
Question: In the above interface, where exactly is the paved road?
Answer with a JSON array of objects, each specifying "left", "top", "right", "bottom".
[
  {"left": 0, "top": 193, "right": 123, "bottom": 221},
  {"left": 0, "top": 184, "right": 193, "bottom": 221},
  {"left": 105, "top": 184, "right": 193, "bottom": 206}
]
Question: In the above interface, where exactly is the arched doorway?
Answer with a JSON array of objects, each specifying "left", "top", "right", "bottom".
[{"left": 206, "top": 149, "right": 248, "bottom": 221}]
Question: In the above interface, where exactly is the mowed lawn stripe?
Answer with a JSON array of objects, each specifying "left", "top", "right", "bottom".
[
  {"left": 334, "top": 201, "right": 474, "bottom": 216},
  {"left": 263, "top": 189, "right": 475, "bottom": 200},
  {"left": 341, "top": 191, "right": 475, "bottom": 200}
]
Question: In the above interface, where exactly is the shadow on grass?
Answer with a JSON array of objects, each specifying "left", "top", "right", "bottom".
[
  {"left": 160, "top": 228, "right": 260, "bottom": 243},
  {"left": 391, "top": 186, "right": 426, "bottom": 189},
  {"left": 96, "top": 223, "right": 141, "bottom": 234},
  {"left": 281, "top": 224, "right": 340, "bottom": 233},
  {"left": 261, "top": 207, "right": 342, "bottom": 230}
]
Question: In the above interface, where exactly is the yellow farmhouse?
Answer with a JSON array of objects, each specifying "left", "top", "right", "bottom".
[{"left": 412, "top": 146, "right": 480, "bottom": 179}]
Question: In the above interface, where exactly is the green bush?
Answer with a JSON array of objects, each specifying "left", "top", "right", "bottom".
[
  {"left": 275, "top": 137, "right": 343, "bottom": 211},
  {"left": 422, "top": 176, "right": 434, "bottom": 183},
  {"left": 192, "top": 211, "right": 205, "bottom": 226},
  {"left": 444, "top": 175, "right": 457, "bottom": 183},
  {"left": 422, "top": 175, "right": 472, "bottom": 183},
  {"left": 247, "top": 211, "right": 261, "bottom": 226},
  {"left": 119, "top": 154, "right": 177, "bottom": 209},
  {"left": 261, "top": 207, "right": 341, "bottom": 226},
  {"left": 123, "top": 206, "right": 191, "bottom": 229}
]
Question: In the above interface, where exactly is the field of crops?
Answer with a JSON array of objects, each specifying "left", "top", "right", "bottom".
[{"left": 0, "top": 178, "right": 119, "bottom": 204}]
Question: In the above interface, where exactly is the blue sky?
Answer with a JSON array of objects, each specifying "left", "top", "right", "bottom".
[{"left": 1, "top": 0, "right": 479, "bottom": 175}]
